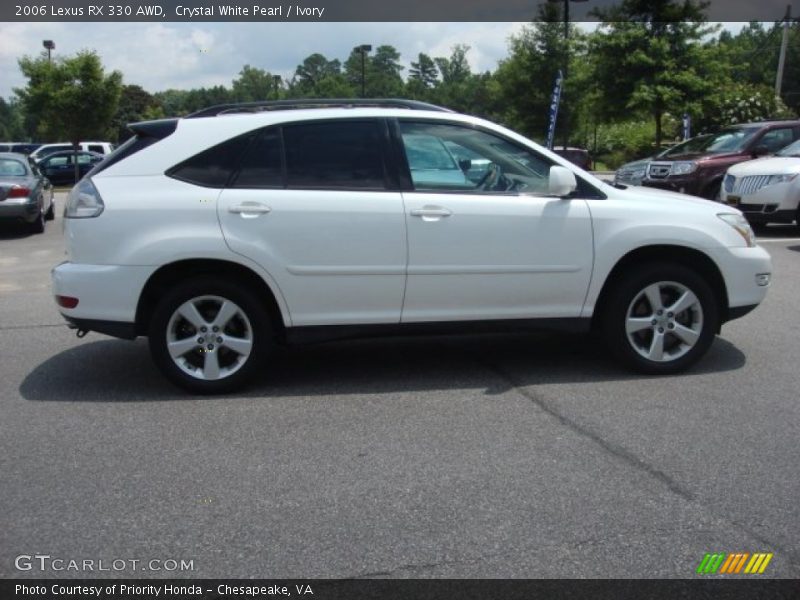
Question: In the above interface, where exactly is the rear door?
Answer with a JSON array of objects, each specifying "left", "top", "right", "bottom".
[{"left": 217, "top": 119, "right": 408, "bottom": 326}]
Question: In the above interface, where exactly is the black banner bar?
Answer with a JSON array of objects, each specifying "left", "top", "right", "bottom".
[
  {"left": 2, "top": 579, "right": 800, "bottom": 600},
  {"left": 2, "top": 0, "right": 799, "bottom": 22}
]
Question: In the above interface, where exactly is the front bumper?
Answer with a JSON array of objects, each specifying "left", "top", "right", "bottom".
[{"left": 706, "top": 245, "right": 772, "bottom": 321}]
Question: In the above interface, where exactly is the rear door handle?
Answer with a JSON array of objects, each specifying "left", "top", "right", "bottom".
[{"left": 228, "top": 202, "right": 272, "bottom": 216}]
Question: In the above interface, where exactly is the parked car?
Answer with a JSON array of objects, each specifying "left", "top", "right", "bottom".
[
  {"left": 553, "top": 147, "right": 592, "bottom": 170},
  {"left": 30, "top": 141, "right": 114, "bottom": 162},
  {"left": 0, "top": 142, "right": 42, "bottom": 155},
  {"left": 37, "top": 150, "right": 104, "bottom": 185},
  {"left": 641, "top": 120, "right": 800, "bottom": 199},
  {"left": 720, "top": 138, "right": 800, "bottom": 227},
  {"left": 51, "top": 99, "right": 772, "bottom": 393},
  {"left": 615, "top": 135, "right": 712, "bottom": 186},
  {"left": 0, "top": 152, "right": 55, "bottom": 233}
]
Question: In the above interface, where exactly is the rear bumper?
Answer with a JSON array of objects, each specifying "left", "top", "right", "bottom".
[
  {"left": 0, "top": 198, "right": 39, "bottom": 223},
  {"left": 51, "top": 261, "right": 154, "bottom": 324},
  {"left": 63, "top": 316, "right": 137, "bottom": 340}
]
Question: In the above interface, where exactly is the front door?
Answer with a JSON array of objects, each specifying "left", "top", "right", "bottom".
[{"left": 396, "top": 120, "right": 594, "bottom": 322}]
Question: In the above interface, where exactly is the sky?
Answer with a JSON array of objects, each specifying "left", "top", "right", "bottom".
[
  {"left": 0, "top": 22, "right": 533, "bottom": 99},
  {"left": 0, "top": 21, "right": 752, "bottom": 101}
]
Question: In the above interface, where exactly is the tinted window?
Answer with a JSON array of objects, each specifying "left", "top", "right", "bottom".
[
  {"left": 399, "top": 121, "right": 551, "bottom": 194},
  {"left": 168, "top": 133, "right": 253, "bottom": 188},
  {"left": 87, "top": 144, "right": 105, "bottom": 154},
  {"left": 283, "top": 121, "right": 385, "bottom": 189},
  {"left": 759, "top": 128, "right": 794, "bottom": 153},
  {"left": 231, "top": 128, "right": 283, "bottom": 188}
]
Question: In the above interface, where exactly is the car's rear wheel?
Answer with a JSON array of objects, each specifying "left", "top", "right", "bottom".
[
  {"left": 29, "top": 206, "right": 45, "bottom": 233},
  {"left": 602, "top": 263, "right": 719, "bottom": 374},
  {"left": 148, "top": 277, "right": 272, "bottom": 394},
  {"left": 45, "top": 197, "right": 55, "bottom": 221}
]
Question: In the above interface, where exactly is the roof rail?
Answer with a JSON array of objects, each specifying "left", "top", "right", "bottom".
[{"left": 185, "top": 98, "right": 453, "bottom": 118}]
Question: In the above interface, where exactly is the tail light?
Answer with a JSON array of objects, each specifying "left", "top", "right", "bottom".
[
  {"left": 8, "top": 185, "right": 30, "bottom": 198},
  {"left": 65, "top": 178, "right": 104, "bottom": 218}
]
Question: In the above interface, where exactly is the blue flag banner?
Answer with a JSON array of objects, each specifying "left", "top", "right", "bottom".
[{"left": 546, "top": 70, "right": 563, "bottom": 150}]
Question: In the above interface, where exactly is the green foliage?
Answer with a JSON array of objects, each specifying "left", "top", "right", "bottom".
[
  {"left": 112, "top": 84, "right": 161, "bottom": 142},
  {"left": 15, "top": 50, "right": 122, "bottom": 144},
  {"left": 0, "top": 97, "right": 26, "bottom": 140},
  {"left": 589, "top": 0, "right": 718, "bottom": 145},
  {"left": 592, "top": 116, "right": 680, "bottom": 168},
  {"left": 231, "top": 65, "right": 280, "bottom": 102},
  {"left": 697, "top": 82, "right": 796, "bottom": 131}
]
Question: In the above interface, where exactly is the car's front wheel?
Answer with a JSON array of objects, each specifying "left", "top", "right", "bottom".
[
  {"left": 148, "top": 277, "right": 272, "bottom": 394},
  {"left": 602, "top": 263, "right": 719, "bottom": 374}
]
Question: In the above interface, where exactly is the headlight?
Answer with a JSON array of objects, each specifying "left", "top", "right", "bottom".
[
  {"left": 718, "top": 213, "right": 756, "bottom": 247},
  {"left": 65, "top": 178, "right": 104, "bottom": 218},
  {"left": 766, "top": 173, "right": 798, "bottom": 186},
  {"left": 672, "top": 161, "right": 697, "bottom": 176}
]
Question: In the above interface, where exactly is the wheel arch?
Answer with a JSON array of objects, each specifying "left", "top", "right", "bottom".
[
  {"left": 135, "top": 259, "right": 288, "bottom": 339},
  {"left": 591, "top": 245, "right": 730, "bottom": 332}
]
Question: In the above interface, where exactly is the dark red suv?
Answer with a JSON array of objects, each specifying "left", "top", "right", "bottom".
[{"left": 641, "top": 120, "right": 800, "bottom": 199}]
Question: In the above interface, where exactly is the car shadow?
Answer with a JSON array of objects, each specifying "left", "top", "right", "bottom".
[
  {"left": 755, "top": 223, "right": 800, "bottom": 238},
  {"left": 0, "top": 223, "right": 34, "bottom": 239},
  {"left": 19, "top": 332, "right": 747, "bottom": 402}
]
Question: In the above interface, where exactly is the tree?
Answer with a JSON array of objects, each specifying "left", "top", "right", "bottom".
[
  {"left": 344, "top": 45, "right": 404, "bottom": 97},
  {"left": 112, "top": 84, "right": 159, "bottom": 142},
  {"left": 291, "top": 53, "right": 348, "bottom": 97},
  {"left": 409, "top": 53, "right": 438, "bottom": 88},
  {"left": 434, "top": 44, "right": 472, "bottom": 85},
  {"left": 16, "top": 50, "right": 122, "bottom": 180},
  {"left": 590, "top": 0, "right": 719, "bottom": 146},
  {"left": 232, "top": 65, "right": 279, "bottom": 102},
  {"left": 0, "top": 97, "right": 26, "bottom": 140},
  {"left": 494, "top": 5, "right": 571, "bottom": 141}
]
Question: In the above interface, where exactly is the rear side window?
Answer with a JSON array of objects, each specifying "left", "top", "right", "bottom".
[
  {"left": 168, "top": 133, "right": 254, "bottom": 188},
  {"left": 231, "top": 129, "right": 283, "bottom": 188},
  {"left": 87, "top": 144, "right": 105, "bottom": 154},
  {"left": 283, "top": 121, "right": 386, "bottom": 189}
]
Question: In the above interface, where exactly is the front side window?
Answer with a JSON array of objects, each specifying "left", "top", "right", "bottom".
[
  {"left": 758, "top": 128, "right": 794, "bottom": 153},
  {"left": 282, "top": 121, "right": 386, "bottom": 189},
  {"left": 399, "top": 121, "right": 552, "bottom": 194}
]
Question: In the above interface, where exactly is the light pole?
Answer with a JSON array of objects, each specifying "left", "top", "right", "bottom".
[
  {"left": 43, "top": 39, "right": 55, "bottom": 63},
  {"left": 355, "top": 44, "right": 372, "bottom": 98}
]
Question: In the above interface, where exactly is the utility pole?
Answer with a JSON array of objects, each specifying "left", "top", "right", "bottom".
[{"left": 775, "top": 4, "right": 791, "bottom": 97}]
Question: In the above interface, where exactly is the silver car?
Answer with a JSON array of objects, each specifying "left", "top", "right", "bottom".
[{"left": 0, "top": 152, "right": 55, "bottom": 233}]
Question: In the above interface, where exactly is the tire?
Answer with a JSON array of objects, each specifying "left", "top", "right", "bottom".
[
  {"left": 29, "top": 206, "right": 45, "bottom": 234},
  {"left": 45, "top": 197, "right": 55, "bottom": 221},
  {"left": 705, "top": 180, "right": 721, "bottom": 201},
  {"left": 601, "top": 263, "right": 719, "bottom": 374},
  {"left": 148, "top": 277, "right": 272, "bottom": 394}
]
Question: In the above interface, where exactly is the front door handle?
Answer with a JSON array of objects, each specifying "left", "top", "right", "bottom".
[
  {"left": 410, "top": 206, "right": 453, "bottom": 219},
  {"left": 228, "top": 202, "right": 272, "bottom": 217}
]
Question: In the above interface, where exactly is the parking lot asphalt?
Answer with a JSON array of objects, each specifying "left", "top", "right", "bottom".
[{"left": 1, "top": 193, "right": 799, "bottom": 579}]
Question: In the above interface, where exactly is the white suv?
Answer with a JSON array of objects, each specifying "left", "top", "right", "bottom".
[{"left": 52, "top": 99, "right": 772, "bottom": 393}]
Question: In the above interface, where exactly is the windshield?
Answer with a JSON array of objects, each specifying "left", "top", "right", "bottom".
[
  {"left": 693, "top": 128, "right": 760, "bottom": 154},
  {"left": 776, "top": 139, "right": 800, "bottom": 157},
  {"left": 658, "top": 135, "right": 712, "bottom": 157}
]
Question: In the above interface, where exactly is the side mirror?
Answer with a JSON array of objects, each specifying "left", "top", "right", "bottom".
[
  {"left": 549, "top": 165, "right": 578, "bottom": 197},
  {"left": 752, "top": 145, "right": 769, "bottom": 158}
]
